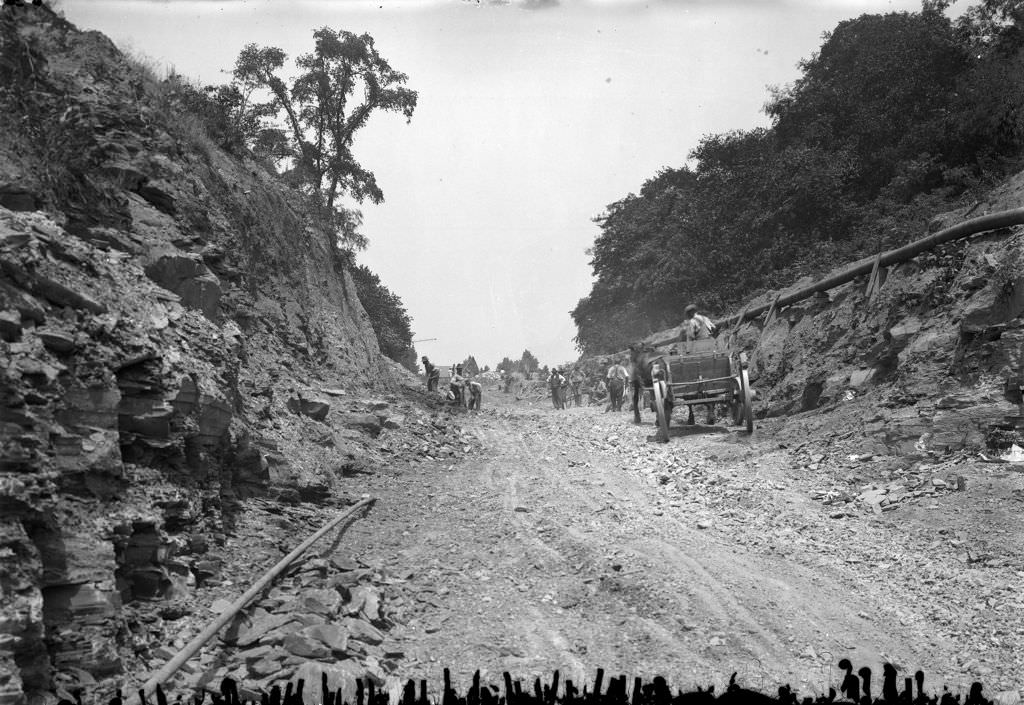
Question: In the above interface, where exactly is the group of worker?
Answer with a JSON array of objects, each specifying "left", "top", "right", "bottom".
[
  {"left": 418, "top": 303, "right": 716, "bottom": 415},
  {"left": 545, "top": 367, "right": 583, "bottom": 409},
  {"left": 422, "top": 357, "right": 483, "bottom": 410},
  {"left": 548, "top": 357, "right": 629, "bottom": 412}
]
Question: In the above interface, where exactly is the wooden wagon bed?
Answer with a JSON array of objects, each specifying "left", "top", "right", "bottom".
[{"left": 645, "top": 338, "right": 754, "bottom": 438}]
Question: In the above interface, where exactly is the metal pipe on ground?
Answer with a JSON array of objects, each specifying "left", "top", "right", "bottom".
[
  {"left": 642, "top": 206, "right": 1024, "bottom": 349},
  {"left": 140, "top": 496, "right": 378, "bottom": 697}
]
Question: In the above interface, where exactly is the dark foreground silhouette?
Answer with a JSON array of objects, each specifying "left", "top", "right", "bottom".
[{"left": 58, "top": 661, "right": 1001, "bottom": 705}]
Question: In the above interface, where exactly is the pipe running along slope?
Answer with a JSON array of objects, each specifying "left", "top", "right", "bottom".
[
  {"left": 141, "top": 497, "right": 378, "bottom": 697},
  {"left": 642, "top": 206, "right": 1024, "bottom": 349}
]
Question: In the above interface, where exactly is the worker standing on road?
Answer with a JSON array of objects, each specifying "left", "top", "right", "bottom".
[
  {"left": 548, "top": 368, "right": 566, "bottom": 410},
  {"left": 422, "top": 356, "right": 439, "bottom": 392},
  {"left": 466, "top": 377, "right": 483, "bottom": 410},
  {"left": 450, "top": 364, "right": 466, "bottom": 407},
  {"left": 568, "top": 368, "right": 585, "bottom": 407},
  {"left": 681, "top": 304, "right": 716, "bottom": 342},
  {"left": 559, "top": 371, "right": 572, "bottom": 408},
  {"left": 606, "top": 357, "right": 629, "bottom": 412}
]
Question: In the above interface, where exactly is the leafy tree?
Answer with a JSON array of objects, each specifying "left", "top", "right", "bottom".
[
  {"left": 572, "top": 288, "right": 659, "bottom": 356},
  {"left": 520, "top": 350, "right": 539, "bottom": 375},
  {"left": 462, "top": 356, "right": 480, "bottom": 375},
  {"left": 572, "top": 0, "right": 1024, "bottom": 354},
  {"left": 348, "top": 264, "right": 417, "bottom": 371},
  {"left": 169, "top": 79, "right": 278, "bottom": 157},
  {"left": 955, "top": 0, "right": 1024, "bottom": 49},
  {"left": 950, "top": 1, "right": 1024, "bottom": 165},
  {"left": 766, "top": 9, "right": 967, "bottom": 197},
  {"left": 163, "top": 29, "right": 415, "bottom": 253},
  {"left": 397, "top": 347, "right": 419, "bottom": 374},
  {"left": 496, "top": 352, "right": 541, "bottom": 374},
  {"left": 232, "top": 29, "right": 417, "bottom": 210}
]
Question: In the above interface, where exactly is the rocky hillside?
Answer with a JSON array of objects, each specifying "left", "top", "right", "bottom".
[
  {"left": 637, "top": 171, "right": 1024, "bottom": 457},
  {"left": 1, "top": 7, "right": 406, "bottom": 704}
]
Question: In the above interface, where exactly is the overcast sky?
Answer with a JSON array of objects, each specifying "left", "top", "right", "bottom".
[{"left": 60, "top": 0, "right": 952, "bottom": 370}]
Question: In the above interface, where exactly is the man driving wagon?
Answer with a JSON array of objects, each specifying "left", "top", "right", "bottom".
[
  {"left": 681, "top": 303, "right": 716, "bottom": 342},
  {"left": 679, "top": 303, "right": 720, "bottom": 424}
]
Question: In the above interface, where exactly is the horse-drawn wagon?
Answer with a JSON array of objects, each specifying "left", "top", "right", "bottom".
[{"left": 631, "top": 337, "right": 755, "bottom": 441}]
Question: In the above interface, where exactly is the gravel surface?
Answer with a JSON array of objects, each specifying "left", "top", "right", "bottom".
[
  {"left": 133, "top": 388, "right": 1024, "bottom": 702},
  {"left": 348, "top": 393, "right": 1023, "bottom": 697}
]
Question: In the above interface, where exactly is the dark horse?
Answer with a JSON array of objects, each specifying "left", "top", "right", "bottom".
[{"left": 629, "top": 343, "right": 674, "bottom": 439}]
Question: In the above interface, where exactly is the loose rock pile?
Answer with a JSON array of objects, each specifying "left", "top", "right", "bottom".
[
  {"left": 116, "top": 492, "right": 406, "bottom": 705},
  {"left": 806, "top": 455, "right": 969, "bottom": 516},
  {"left": 187, "top": 556, "right": 401, "bottom": 703}
]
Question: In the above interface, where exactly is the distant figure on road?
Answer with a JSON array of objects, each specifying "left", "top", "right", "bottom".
[
  {"left": 681, "top": 303, "right": 716, "bottom": 342},
  {"left": 422, "top": 356, "right": 439, "bottom": 392},
  {"left": 548, "top": 368, "right": 566, "bottom": 410},
  {"left": 591, "top": 378, "right": 608, "bottom": 406},
  {"left": 466, "top": 377, "right": 482, "bottom": 410},
  {"left": 606, "top": 357, "right": 629, "bottom": 412},
  {"left": 568, "top": 368, "right": 585, "bottom": 407}
]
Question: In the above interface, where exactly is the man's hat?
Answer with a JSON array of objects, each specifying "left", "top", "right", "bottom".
[{"left": 684, "top": 304, "right": 698, "bottom": 315}]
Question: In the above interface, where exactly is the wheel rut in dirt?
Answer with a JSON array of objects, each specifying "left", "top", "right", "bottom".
[{"left": 339, "top": 403, "right": 965, "bottom": 693}]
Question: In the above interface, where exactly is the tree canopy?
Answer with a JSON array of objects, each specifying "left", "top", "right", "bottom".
[
  {"left": 162, "top": 29, "right": 422, "bottom": 374},
  {"left": 462, "top": 356, "right": 481, "bottom": 376},
  {"left": 348, "top": 264, "right": 417, "bottom": 372},
  {"left": 572, "top": 0, "right": 1024, "bottom": 355},
  {"left": 496, "top": 350, "right": 541, "bottom": 375},
  {"left": 520, "top": 350, "right": 540, "bottom": 375},
  {"left": 233, "top": 29, "right": 417, "bottom": 210},
  {"left": 174, "top": 27, "right": 417, "bottom": 252}
]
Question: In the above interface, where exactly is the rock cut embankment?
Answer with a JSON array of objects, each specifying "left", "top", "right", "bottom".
[
  {"left": 637, "top": 171, "right": 1024, "bottom": 457},
  {"left": 1, "top": 7, "right": 400, "bottom": 703}
]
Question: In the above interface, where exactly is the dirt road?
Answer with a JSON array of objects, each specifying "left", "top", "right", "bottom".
[{"left": 336, "top": 392, "right": 1024, "bottom": 697}]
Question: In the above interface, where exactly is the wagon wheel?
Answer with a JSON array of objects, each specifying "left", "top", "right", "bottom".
[
  {"left": 729, "top": 378, "right": 743, "bottom": 425},
  {"left": 652, "top": 381, "right": 671, "bottom": 442},
  {"left": 739, "top": 368, "right": 754, "bottom": 434}
]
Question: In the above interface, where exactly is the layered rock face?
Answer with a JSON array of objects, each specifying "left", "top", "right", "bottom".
[
  {"left": 1, "top": 8, "right": 393, "bottom": 704},
  {"left": 0, "top": 203, "right": 239, "bottom": 705},
  {"left": 734, "top": 176, "right": 1024, "bottom": 455}
]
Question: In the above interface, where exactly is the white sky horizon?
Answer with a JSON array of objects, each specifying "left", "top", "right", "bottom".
[{"left": 58, "top": 0, "right": 968, "bottom": 371}]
